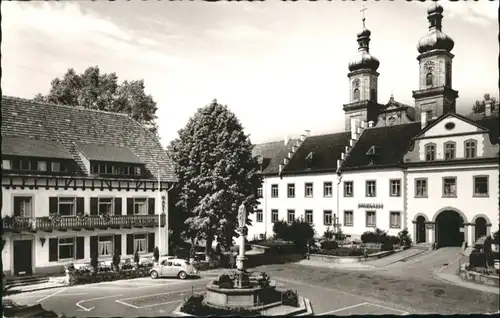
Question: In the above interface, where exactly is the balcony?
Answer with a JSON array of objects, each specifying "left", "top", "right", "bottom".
[{"left": 2, "top": 214, "right": 166, "bottom": 233}]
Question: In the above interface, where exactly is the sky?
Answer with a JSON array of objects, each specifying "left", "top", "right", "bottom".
[{"left": 2, "top": 0, "right": 498, "bottom": 147}]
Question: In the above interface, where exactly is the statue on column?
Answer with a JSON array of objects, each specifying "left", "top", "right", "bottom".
[{"left": 238, "top": 203, "right": 246, "bottom": 230}]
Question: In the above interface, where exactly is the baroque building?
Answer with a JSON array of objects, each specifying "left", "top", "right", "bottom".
[{"left": 248, "top": 3, "right": 499, "bottom": 247}]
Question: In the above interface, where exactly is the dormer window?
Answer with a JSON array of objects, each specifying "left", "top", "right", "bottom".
[
  {"left": 444, "top": 142, "right": 456, "bottom": 160},
  {"left": 51, "top": 162, "right": 61, "bottom": 172},
  {"left": 3, "top": 157, "right": 69, "bottom": 174},
  {"left": 425, "top": 143, "right": 436, "bottom": 161},
  {"left": 90, "top": 162, "right": 144, "bottom": 177},
  {"left": 38, "top": 161, "right": 47, "bottom": 172}
]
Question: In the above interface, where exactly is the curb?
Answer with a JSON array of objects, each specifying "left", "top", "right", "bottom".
[{"left": 4, "top": 283, "right": 68, "bottom": 296}]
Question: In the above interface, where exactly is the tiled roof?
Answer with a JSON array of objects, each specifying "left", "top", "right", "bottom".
[
  {"left": 2, "top": 136, "right": 73, "bottom": 159},
  {"left": 77, "top": 142, "right": 144, "bottom": 164},
  {"left": 252, "top": 139, "right": 299, "bottom": 175},
  {"left": 283, "top": 132, "right": 351, "bottom": 173},
  {"left": 342, "top": 113, "right": 499, "bottom": 170},
  {"left": 1, "top": 96, "right": 177, "bottom": 181}
]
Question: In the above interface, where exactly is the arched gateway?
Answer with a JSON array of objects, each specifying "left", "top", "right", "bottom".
[{"left": 435, "top": 210, "right": 465, "bottom": 248}]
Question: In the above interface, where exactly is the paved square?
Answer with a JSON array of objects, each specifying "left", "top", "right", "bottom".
[
  {"left": 115, "top": 287, "right": 205, "bottom": 309},
  {"left": 324, "top": 302, "right": 409, "bottom": 315}
]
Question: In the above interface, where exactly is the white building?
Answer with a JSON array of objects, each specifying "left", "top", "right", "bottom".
[
  {"left": 248, "top": 3, "right": 499, "bottom": 245},
  {"left": 1, "top": 96, "right": 177, "bottom": 276}
]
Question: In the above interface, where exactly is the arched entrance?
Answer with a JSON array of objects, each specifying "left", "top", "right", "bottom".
[
  {"left": 475, "top": 217, "right": 487, "bottom": 242},
  {"left": 416, "top": 216, "right": 426, "bottom": 243},
  {"left": 435, "top": 210, "right": 464, "bottom": 248}
]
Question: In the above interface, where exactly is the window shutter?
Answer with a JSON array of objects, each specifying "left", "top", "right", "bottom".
[
  {"left": 114, "top": 234, "right": 122, "bottom": 255},
  {"left": 127, "top": 198, "right": 134, "bottom": 215},
  {"left": 114, "top": 198, "right": 122, "bottom": 216},
  {"left": 49, "top": 197, "right": 58, "bottom": 214},
  {"left": 76, "top": 198, "right": 85, "bottom": 215},
  {"left": 126, "top": 234, "right": 134, "bottom": 255},
  {"left": 148, "top": 233, "right": 155, "bottom": 253},
  {"left": 90, "top": 198, "right": 98, "bottom": 215},
  {"left": 76, "top": 237, "right": 85, "bottom": 259},
  {"left": 148, "top": 198, "right": 155, "bottom": 215},
  {"left": 90, "top": 236, "right": 98, "bottom": 258},
  {"left": 49, "top": 238, "right": 58, "bottom": 262}
]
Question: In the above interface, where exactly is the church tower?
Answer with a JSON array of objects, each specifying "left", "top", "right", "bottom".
[
  {"left": 413, "top": 3, "right": 458, "bottom": 119},
  {"left": 343, "top": 9, "right": 380, "bottom": 131}
]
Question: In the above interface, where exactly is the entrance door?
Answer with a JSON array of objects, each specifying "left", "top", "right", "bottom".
[
  {"left": 416, "top": 216, "right": 426, "bottom": 243},
  {"left": 475, "top": 217, "right": 487, "bottom": 242},
  {"left": 13, "top": 240, "right": 33, "bottom": 276},
  {"left": 436, "top": 210, "right": 463, "bottom": 248}
]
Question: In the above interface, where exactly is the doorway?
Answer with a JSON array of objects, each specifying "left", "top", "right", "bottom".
[
  {"left": 416, "top": 216, "right": 426, "bottom": 243},
  {"left": 435, "top": 210, "right": 464, "bottom": 248},
  {"left": 13, "top": 240, "right": 33, "bottom": 276},
  {"left": 474, "top": 217, "right": 487, "bottom": 242}
]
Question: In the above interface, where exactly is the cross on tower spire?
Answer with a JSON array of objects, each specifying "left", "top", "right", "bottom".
[{"left": 360, "top": 5, "right": 367, "bottom": 28}]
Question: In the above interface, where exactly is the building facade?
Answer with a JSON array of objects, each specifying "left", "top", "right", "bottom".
[
  {"left": 1, "top": 96, "right": 177, "bottom": 276},
  {"left": 248, "top": 3, "right": 499, "bottom": 245}
]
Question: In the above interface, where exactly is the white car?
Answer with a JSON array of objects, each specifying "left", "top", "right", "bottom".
[{"left": 149, "top": 258, "right": 198, "bottom": 280}]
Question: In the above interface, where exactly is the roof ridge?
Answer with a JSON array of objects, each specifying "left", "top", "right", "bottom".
[{"left": 2, "top": 95, "right": 130, "bottom": 117}]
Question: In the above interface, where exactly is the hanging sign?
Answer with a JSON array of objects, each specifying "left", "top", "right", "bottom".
[{"left": 358, "top": 203, "right": 384, "bottom": 209}]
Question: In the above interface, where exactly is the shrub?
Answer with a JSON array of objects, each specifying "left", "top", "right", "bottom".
[
  {"left": 323, "top": 227, "right": 335, "bottom": 241},
  {"left": 320, "top": 240, "right": 339, "bottom": 250},
  {"left": 273, "top": 220, "right": 292, "bottom": 241},
  {"left": 153, "top": 247, "right": 160, "bottom": 262},
  {"left": 469, "top": 249, "right": 487, "bottom": 268},
  {"left": 380, "top": 239, "right": 394, "bottom": 251},
  {"left": 281, "top": 289, "right": 299, "bottom": 307},
  {"left": 361, "top": 228, "right": 388, "bottom": 244},
  {"left": 398, "top": 228, "right": 412, "bottom": 247},
  {"left": 335, "top": 228, "right": 346, "bottom": 241},
  {"left": 289, "top": 218, "right": 315, "bottom": 253}
]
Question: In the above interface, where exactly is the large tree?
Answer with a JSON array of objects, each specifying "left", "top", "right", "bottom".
[
  {"left": 168, "top": 99, "right": 262, "bottom": 260},
  {"left": 33, "top": 66, "right": 159, "bottom": 135}
]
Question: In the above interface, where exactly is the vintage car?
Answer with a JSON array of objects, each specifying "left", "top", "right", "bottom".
[{"left": 149, "top": 258, "right": 198, "bottom": 280}]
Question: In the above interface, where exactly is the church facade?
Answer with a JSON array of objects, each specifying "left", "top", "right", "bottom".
[{"left": 248, "top": 3, "right": 499, "bottom": 247}]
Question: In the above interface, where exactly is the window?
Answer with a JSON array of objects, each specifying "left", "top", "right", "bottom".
[
  {"left": 445, "top": 61, "right": 452, "bottom": 87},
  {"left": 98, "top": 198, "right": 114, "bottom": 215},
  {"left": 443, "top": 177, "right": 457, "bottom": 197},
  {"left": 390, "top": 212, "right": 401, "bottom": 229},
  {"left": 59, "top": 197, "right": 76, "bottom": 216},
  {"left": 133, "top": 198, "right": 148, "bottom": 215},
  {"left": 473, "top": 176, "right": 488, "bottom": 197},
  {"left": 287, "top": 210, "right": 295, "bottom": 224},
  {"left": 415, "top": 178, "right": 428, "bottom": 197},
  {"left": 51, "top": 161, "right": 61, "bottom": 172},
  {"left": 271, "top": 210, "right": 279, "bottom": 223},
  {"left": 2, "top": 160, "right": 11, "bottom": 170},
  {"left": 324, "top": 210, "right": 332, "bottom": 225},
  {"left": 13, "top": 196, "right": 32, "bottom": 217},
  {"left": 305, "top": 210, "right": 313, "bottom": 224},
  {"left": 257, "top": 187, "right": 263, "bottom": 198},
  {"left": 287, "top": 184, "right": 295, "bottom": 198},
  {"left": 271, "top": 184, "right": 279, "bottom": 198},
  {"left": 353, "top": 88, "right": 360, "bottom": 101},
  {"left": 465, "top": 140, "right": 477, "bottom": 159},
  {"left": 134, "top": 166, "right": 142, "bottom": 175},
  {"left": 366, "top": 211, "right": 376, "bottom": 227},
  {"left": 98, "top": 235, "right": 113, "bottom": 256},
  {"left": 256, "top": 210, "right": 263, "bottom": 222},
  {"left": 390, "top": 179, "right": 401, "bottom": 197},
  {"left": 21, "top": 159, "right": 31, "bottom": 170},
  {"left": 444, "top": 142, "right": 456, "bottom": 160},
  {"left": 344, "top": 211, "right": 353, "bottom": 226},
  {"left": 133, "top": 234, "right": 147, "bottom": 254},
  {"left": 425, "top": 144, "right": 436, "bottom": 161},
  {"left": 324, "top": 182, "right": 333, "bottom": 197},
  {"left": 344, "top": 181, "right": 353, "bottom": 197},
  {"left": 366, "top": 180, "right": 376, "bottom": 197},
  {"left": 304, "top": 183, "right": 313, "bottom": 198},
  {"left": 38, "top": 161, "right": 47, "bottom": 171},
  {"left": 59, "top": 237, "right": 75, "bottom": 260},
  {"left": 426, "top": 73, "right": 433, "bottom": 86}
]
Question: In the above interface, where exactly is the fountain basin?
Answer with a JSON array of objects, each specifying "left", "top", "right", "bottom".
[{"left": 204, "top": 282, "right": 278, "bottom": 309}]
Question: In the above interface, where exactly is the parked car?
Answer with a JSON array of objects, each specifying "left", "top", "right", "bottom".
[{"left": 149, "top": 258, "right": 198, "bottom": 280}]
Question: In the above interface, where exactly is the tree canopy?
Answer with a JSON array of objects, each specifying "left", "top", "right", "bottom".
[
  {"left": 168, "top": 99, "right": 262, "bottom": 258},
  {"left": 33, "top": 66, "right": 159, "bottom": 135},
  {"left": 471, "top": 93, "right": 498, "bottom": 115}
]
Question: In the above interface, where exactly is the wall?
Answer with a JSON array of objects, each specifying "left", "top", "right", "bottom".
[
  {"left": 407, "top": 164, "right": 499, "bottom": 243},
  {"left": 248, "top": 172, "right": 340, "bottom": 240},
  {"left": 340, "top": 169, "right": 406, "bottom": 239}
]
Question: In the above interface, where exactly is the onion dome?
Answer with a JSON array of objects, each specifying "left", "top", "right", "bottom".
[
  {"left": 417, "top": 2, "right": 454, "bottom": 54},
  {"left": 348, "top": 18, "right": 380, "bottom": 72}
]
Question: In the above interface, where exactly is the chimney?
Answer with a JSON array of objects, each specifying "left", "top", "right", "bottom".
[
  {"left": 360, "top": 121, "right": 366, "bottom": 129},
  {"left": 279, "top": 164, "right": 283, "bottom": 174},
  {"left": 292, "top": 146, "right": 297, "bottom": 153},
  {"left": 421, "top": 111, "right": 428, "bottom": 129},
  {"left": 283, "top": 158, "right": 289, "bottom": 165},
  {"left": 341, "top": 153, "right": 346, "bottom": 160},
  {"left": 349, "top": 139, "right": 355, "bottom": 147},
  {"left": 300, "top": 134, "right": 307, "bottom": 142},
  {"left": 485, "top": 99, "right": 492, "bottom": 117},
  {"left": 304, "top": 129, "right": 311, "bottom": 137},
  {"left": 345, "top": 146, "right": 350, "bottom": 153},
  {"left": 287, "top": 152, "right": 292, "bottom": 159},
  {"left": 368, "top": 121, "right": 374, "bottom": 128},
  {"left": 284, "top": 135, "right": 289, "bottom": 146}
]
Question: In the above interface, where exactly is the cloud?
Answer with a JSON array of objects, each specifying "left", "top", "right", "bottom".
[
  {"left": 415, "top": 1, "right": 496, "bottom": 27},
  {"left": 205, "top": 23, "right": 268, "bottom": 40}
]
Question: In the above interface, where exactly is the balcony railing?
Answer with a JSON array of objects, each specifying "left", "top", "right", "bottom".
[{"left": 2, "top": 214, "right": 166, "bottom": 232}]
